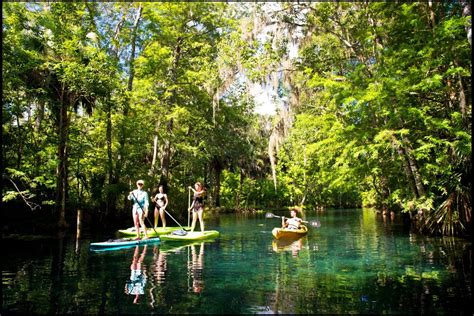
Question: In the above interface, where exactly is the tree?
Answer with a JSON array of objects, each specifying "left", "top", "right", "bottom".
[{"left": 3, "top": 2, "right": 118, "bottom": 227}]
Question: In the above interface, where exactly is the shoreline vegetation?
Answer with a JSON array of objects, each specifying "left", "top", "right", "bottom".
[
  {"left": 3, "top": 3, "right": 471, "bottom": 237},
  {"left": 2, "top": 205, "right": 411, "bottom": 239}
]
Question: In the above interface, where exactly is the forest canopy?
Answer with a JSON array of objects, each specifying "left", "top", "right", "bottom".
[{"left": 2, "top": 2, "right": 471, "bottom": 236}]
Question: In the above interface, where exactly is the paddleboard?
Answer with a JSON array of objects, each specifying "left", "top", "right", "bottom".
[
  {"left": 117, "top": 226, "right": 190, "bottom": 237},
  {"left": 90, "top": 244, "right": 142, "bottom": 253},
  {"left": 90, "top": 237, "right": 161, "bottom": 249},
  {"left": 160, "top": 230, "right": 219, "bottom": 242}
]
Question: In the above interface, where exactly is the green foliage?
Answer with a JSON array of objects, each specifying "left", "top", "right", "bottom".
[
  {"left": 2, "top": 2, "right": 470, "bottom": 235},
  {"left": 3, "top": 168, "right": 55, "bottom": 207},
  {"left": 286, "top": 2, "right": 469, "bottom": 228},
  {"left": 276, "top": 112, "right": 362, "bottom": 208}
]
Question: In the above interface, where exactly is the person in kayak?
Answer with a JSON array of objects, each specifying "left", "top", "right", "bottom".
[
  {"left": 152, "top": 184, "right": 168, "bottom": 229},
  {"left": 282, "top": 208, "right": 302, "bottom": 230},
  {"left": 128, "top": 179, "right": 149, "bottom": 240},
  {"left": 188, "top": 181, "right": 206, "bottom": 233}
]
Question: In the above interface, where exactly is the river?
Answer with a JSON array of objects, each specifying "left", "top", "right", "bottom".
[{"left": 2, "top": 208, "right": 472, "bottom": 314}]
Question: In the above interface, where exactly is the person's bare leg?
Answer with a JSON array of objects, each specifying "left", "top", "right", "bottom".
[
  {"left": 140, "top": 215, "right": 148, "bottom": 239},
  {"left": 133, "top": 211, "right": 141, "bottom": 240},
  {"left": 160, "top": 209, "right": 166, "bottom": 228},
  {"left": 190, "top": 211, "right": 197, "bottom": 232},
  {"left": 154, "top": 208, "right": 159, "bottom": 229},
  {"left": 198, "top": 209, "right": 204, "bottom": 232}
]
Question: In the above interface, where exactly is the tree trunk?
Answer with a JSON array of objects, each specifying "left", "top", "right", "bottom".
[
  {"left": 35, "top": 99, "right": 44, "bottom": 131},
  {"left": 56, "top": 93, "right": 69, "bottom": 228},
  {"left": 397, "top": 146, "right": 419, "bottom": 198},
  {"left": 461, "top": 0, "right": 472, "bottom": 46},
  {"left": 150, "top": 134, "right": 158, "bottom": 173},
  {"left": 15, "top": 114, "right": 23, "bottom": 169},
  {"left": 300, "top": 144, "right": 307, "bottom": 206},
  {"left": 160, "top": 119, "right": 173, "bottom": 182},
  {"left": 454, "top": 59, "right": 468, "bottom": 120},
  {"left": 268, "top": 135, "right": 278, "bottom": 191},
  {"left": 160, "top": 37, "right": 182, "bottom": 184},
  {"left": 114, "top": 5, "right": 142, "bottom": 193},
  {"left": 105, "top": 100, "right": 114, "bottom": 216},
  {"left": 207, "top": 163, "right": 214, "bottom": 207},
  {"left": 391, "top": 136, "right": 420, "bottom": 198},
  {"left": 236, "top": 169, "right": 244, "bottom": 209},
  {"left": 427, "top": 1, "right": 436, "bottom": 29},
  {"left": 127, "top": 5, "right": 142, "bottom": 94},
  {"left": 214, "top": 168, "right": 222, "bottom": 207},
  {"left": 404, "top": 143, "right": 426, "bottom": 197},
  {"left": 209, "top": 158, "right": 222, "bottom": 207},
  {"left": 457, "top": 73, "right": 467, "bottom": 118},
  {"left": 34, "top": 99, "right": 45, "bottom": 176}
]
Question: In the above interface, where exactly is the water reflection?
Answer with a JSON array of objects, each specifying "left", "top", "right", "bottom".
[
  {"left": 272, "top": 237, "right": 304, "bottom": 257},
  {"left": 381, "top": 210, "right": 396, "bottom": 225},
  {"left": 2, "top": 211, "right": 471, "bottom": 314},
  {"left": 148, "top": 245, "right": 167, "bottom": 308},
  {"left": 152, "top": 245, "right": 168, "bottom": 284},
  {"left": 188, "top": 242, "right": 205, "bottom": 293},
  {"left": 124, "top": 245, "right": 147, "bottom": 304}
]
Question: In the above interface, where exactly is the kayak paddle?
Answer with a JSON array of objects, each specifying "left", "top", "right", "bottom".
[{"left": 265, "top": 212, "right": 321, "bottom": 228}]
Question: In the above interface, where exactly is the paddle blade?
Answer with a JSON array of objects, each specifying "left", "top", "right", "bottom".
[
  {"left": 308, "top": 220, "right": 321, "bottom": 228},
  {"left": 265, "top": 212, "right": 275, "bottom": 219},
  {"left": 171, "top": 230, "right": 187, "bottom": 236}
]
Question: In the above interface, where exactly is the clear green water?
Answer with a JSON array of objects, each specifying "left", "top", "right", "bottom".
[{"left": 2, "top": 209, "right": 472, "bottom": 314}]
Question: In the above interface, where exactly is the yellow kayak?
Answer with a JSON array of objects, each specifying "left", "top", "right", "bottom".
[{"left": 272, "top": 225, "right": 308, "bottom": 239}]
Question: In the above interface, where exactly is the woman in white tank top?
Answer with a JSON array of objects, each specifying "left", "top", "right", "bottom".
[{"left": 282, "top": 209, "right": 302, "bottom": 230}]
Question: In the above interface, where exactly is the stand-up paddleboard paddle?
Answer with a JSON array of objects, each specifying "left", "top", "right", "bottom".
[
  {"left": 187, "top": 186, "right": 191, "bottom": 228},
  {"left": 89, "top": 190, "right": 159, "bottom": 251},
  {"left": 165, "top": 209, "right": 189, "bottom": 236},
  {"left": 131, "top": 191, "right": 159, "bottom": 236}
]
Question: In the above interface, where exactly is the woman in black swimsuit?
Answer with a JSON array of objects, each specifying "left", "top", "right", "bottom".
[
  {"left": 152, "top": 185, "right": 168, "bottom": 228},
  {"left": 188, "top": 182, "right": 206, "bottom": 233}
]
